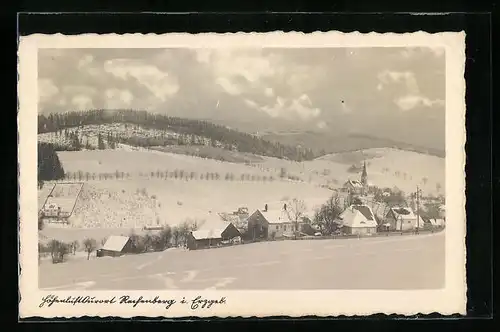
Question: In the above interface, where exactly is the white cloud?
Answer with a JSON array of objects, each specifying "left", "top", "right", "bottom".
[
  {"left": 378, "top": 70, "right": 419, "bottom": 94},
  {"left": 249, "top": 94, "right": 321, "bottom": 120},
  {"left": 38, "top": 79, "right": 59, "bottom": 103},
  {"left": 104, "top": 59, "right": 179, "bottom": 101},
  {"left": 244, "top": 99, "right": 259, "bottom": 108},
  {"left": 77, "top": 54, "right": 94, "bottom": 69},
  {"left": 216, "top": 77, "right": 242, "bottom": 96},
  {"left": 105, "top": 88, "right": 134, "bottom": 109},
  {"left": 77, "top": 54, "right": 100, "bottom": 76},
  {"left": 395, "top": 95, "right": 445, "bottom": 111},
  {"left": 62, "top": 85, "right": 97, "bottom": 96},
  {"left": 264, "top": 87, "right": 274, "bottom": 97},
  {"left": 71, "top": 95, "right": 94, "bottom": 110},
  {"left": 197, "top": 49, "right": 278, "bottom": 96},
  {"left": 379, "top": 70, "right": 443, "bottom": 112}
]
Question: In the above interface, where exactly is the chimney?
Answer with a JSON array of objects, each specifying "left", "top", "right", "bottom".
[{"left": 264, "top": 204, "right": 268, "bottom": 212}]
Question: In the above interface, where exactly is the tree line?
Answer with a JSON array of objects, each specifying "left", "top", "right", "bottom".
[
  {"left": 39, "top": 220, "right": 200, "bottom": 264},
  {"left": 63, "top": 169, "right": 281, "bottom": 182},
  {"left": 38, "top": 110, "right": 317, "bottom": 161}
]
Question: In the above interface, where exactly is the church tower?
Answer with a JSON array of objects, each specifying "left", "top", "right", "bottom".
[{"left": 361, "top": 161, "right": 368, "bottom": 192}]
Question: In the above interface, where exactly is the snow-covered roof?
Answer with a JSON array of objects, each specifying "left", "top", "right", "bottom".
[
  {"left": 389, "top": 207, "right": 425, "bottom": 224},
  {"left": 390, "top": 207, "right": 416, "bottom": 220},
  {"left": 260, "top": 209, "right": 294, "bottom": 224},
  {"left": 102, "top": 235, "right": 130, "bottom": 252},
  {"left": 345, "top": 180, "right": 364, "bottom": 188},
  {"left": 338, "top": 205, "right": 378, "bottom": 228},
  {"left": 429, "top": 218, "right": 445, "bottom": 226},
  {"left": 191, "top": 222, "right": 236, "bottom": 240}
]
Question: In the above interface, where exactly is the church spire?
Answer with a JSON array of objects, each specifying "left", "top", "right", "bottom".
[{"left": 361, "top": 161, "right": 368, "bottom": 186}]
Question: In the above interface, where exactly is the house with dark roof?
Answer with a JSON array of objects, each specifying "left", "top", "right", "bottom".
[
  {"left": 384, "top": 207, "right": 425, "bottom": 231},
  {"left": 337, "top": 205, "right": 378, "bottom": 235},
  {"left": 186, "top": 221, "right": 240, "bottom": 250}
]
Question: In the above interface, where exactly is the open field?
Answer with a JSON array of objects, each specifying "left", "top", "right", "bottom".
[
  {"left": 38, "top": 179, "right": 332, "bottom": 236},
  {"left": 55, "top": 146, "right": 444, "bottom": 196},
  {"left": 39, "top": 231, "right": 445, "bottom": 290}
]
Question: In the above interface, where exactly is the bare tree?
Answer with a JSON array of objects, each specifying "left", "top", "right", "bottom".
[
  {"left": 285, "top": 198, "right": 308, "bottom": 240},
  {"left": 48, "top": 239, "right": 69, "bottom": 264},
  {"left": 179, "top": 221, "right": 191, "bottom": 247},
  {"left": 313, "top": 194, "right": 343, "bottom": 235},
  {"left": 83, "top": 238, "right": 97, "bottom": 260},
  {"left": 71, "top": 240, "right": 79, "bottom": 255},
  {"left": 172, "top": 226, "right": 181, "bottom": 247},
  {"left": 159, "top": 225, "right": 172, "bottom": 249}
]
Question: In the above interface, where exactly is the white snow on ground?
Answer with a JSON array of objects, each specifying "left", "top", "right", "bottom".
[
  {"left": 38, "top": 147, "right": 444, "bottom": 243},
  {"left": 39, "top": 232, "right": 445, "bottom": 290}
]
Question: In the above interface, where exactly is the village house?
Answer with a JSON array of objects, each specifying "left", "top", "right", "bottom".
[
  {"left": 246, "top": 203, "right": 310, "bottom": 240},
  {"left": 428, "top": 218, "right": 446, "bottom": 227},
  {"left": 337, "top": 204, "right": 378, "bottom": 235},
  {"left": 383, "top": 207, "right": 425, "bottom": 231},
  {"left": 186, "top": 221, "right": 240, "bottom": 250},
  {"left": 97, "top": 235, "right": 133, "bottom": 258}
]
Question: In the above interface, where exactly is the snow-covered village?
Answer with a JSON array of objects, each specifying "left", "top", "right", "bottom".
[{"left": 35, "top": 46, "right": 447, "bottom": 291}]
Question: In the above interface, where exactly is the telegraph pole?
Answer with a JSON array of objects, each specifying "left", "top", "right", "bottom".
[{"left": 416, "top": 186, "right": 420, "bottom": 234}]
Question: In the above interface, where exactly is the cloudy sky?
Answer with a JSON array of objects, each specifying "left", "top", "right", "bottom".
[{"left": 38, "top": 47, "right": 445, "bottom": 149}]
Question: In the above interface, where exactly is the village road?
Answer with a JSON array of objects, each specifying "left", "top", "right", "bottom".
[{"left": 39, "top": 231, "right": 445, "bottom": 290}]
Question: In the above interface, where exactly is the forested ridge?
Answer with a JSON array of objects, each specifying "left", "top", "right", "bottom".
[{"left": 38, "top": 110, "right": 316, "bottom": 161}]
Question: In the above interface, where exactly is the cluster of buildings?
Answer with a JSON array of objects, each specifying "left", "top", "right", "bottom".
[{"left": 71, "top": 161, "right": 447, "bottom": 257}]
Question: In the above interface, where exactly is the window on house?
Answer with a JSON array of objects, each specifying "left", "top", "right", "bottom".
[
  {"left": 408, "top": 220, "right": 411, "bottom": 224},
  {"left": 284, "top": 225, "right": 287, "bottom": 231}
]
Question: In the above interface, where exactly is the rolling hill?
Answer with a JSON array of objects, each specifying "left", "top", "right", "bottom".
[{"left": 260, "top": 132, "right": 446, "bottom": 158}]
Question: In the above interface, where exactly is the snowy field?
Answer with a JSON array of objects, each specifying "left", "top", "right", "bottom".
[
  {"left": 56, "top": 147, "right": 445, "bottom": 196},
  {"left": 39, "top": 231, "right": 445, "bottom": 290}
]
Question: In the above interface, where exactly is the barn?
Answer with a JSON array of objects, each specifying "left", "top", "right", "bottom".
[
  {"left": 96, "top": 235, "right": 132, "bottom": 257},
  {"left": 186, "top": 222, "right": 240, "bottom": 250}
]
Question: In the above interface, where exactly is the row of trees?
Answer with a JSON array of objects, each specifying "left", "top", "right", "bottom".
[
  {"left": 39, "top": 220, "right": 201, "bottom": 264},
  {"left": 38, "top": 110, "right": 318, "bottom": 161},
  {"left": 62, "top": 169, "right": 282, "bottom": 182}
]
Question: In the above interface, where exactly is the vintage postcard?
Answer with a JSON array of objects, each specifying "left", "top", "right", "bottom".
[{"left": 18, "top": 31, "right": 466, "bottom": 318}]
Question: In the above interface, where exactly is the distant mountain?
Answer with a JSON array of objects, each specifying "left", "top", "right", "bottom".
[{"left": 260, "top": 131, "right": 445, "bottom": 158}]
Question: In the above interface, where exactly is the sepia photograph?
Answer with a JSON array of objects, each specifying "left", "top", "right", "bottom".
[{"left": 19, "top": 32, "right": 466, "bottom": 317}]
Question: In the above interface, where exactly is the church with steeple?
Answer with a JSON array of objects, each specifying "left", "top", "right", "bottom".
[
  {"left": 343, "top": 160, "right": 369, "bottom": 197},
  {"left": 361, "top": 161, "right": 368, "bottom": 194}
]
